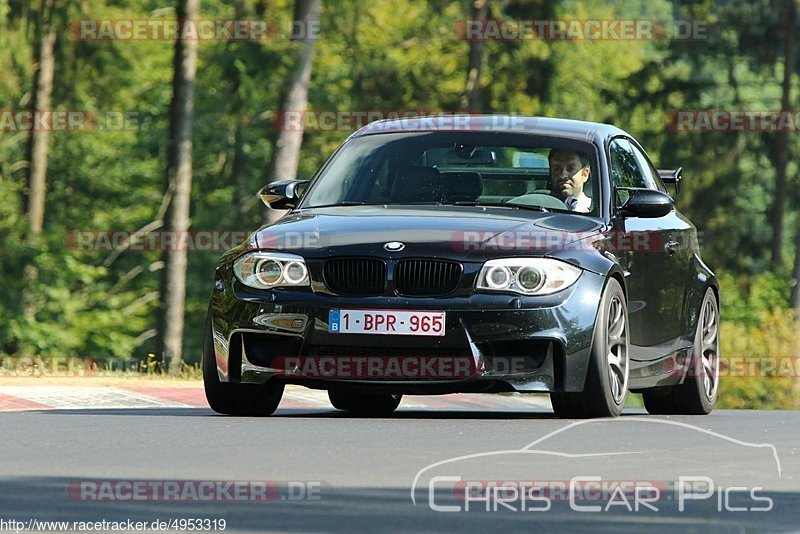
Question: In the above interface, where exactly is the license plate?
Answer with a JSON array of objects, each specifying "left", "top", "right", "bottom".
[{"left": 328, "top": 309, "right": 446, "bottom": 336}]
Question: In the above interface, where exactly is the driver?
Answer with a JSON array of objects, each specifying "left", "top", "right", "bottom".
[{"left": 549, "top": 149, "right": 592, "bottom": 213}]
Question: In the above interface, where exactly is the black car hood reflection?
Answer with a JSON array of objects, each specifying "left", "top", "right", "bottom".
[{"left": 254, "top": 205, "right": 603, "bottom": 263}]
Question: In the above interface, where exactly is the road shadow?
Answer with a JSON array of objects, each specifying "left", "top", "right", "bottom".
[
  {"left": 15, "top": 407, "right": 650, "bottom": 420},
  {"left": 0, "top": 476, "right": 797, "bottom": 533}
]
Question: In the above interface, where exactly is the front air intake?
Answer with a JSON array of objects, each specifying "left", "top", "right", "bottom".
[
  {"left": 323, "top": 258, "right": 386, "bottom": 296},
  {"left": 394, "top": 259, "right": 462, "bottom": 297}
]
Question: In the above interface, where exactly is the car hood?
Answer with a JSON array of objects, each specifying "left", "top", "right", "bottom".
[{"left": 251, "top": 205, "right": 604, "bottom": 263}]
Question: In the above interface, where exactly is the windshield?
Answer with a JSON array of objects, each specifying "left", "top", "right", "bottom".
[{"left": 300, "top": 131, "right": 600, "bottom": 215}]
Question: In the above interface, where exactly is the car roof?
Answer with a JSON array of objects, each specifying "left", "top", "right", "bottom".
[{"left": 350, "top": 115, "right": 630, "bottom": 145}]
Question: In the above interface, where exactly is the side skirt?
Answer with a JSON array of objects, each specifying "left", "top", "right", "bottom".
[{"left": 628, "top": 342, "right": 693, "bottom": 391}]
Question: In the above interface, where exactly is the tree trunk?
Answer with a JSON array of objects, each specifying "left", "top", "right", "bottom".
[
  {"left": 158, "top": 0, "right": 200, "bottom": 375},
  {"left": 21, "top": 0, "right": 56, "bottom": 336},
  {"left": 264, "top": 0, "right": 322, "bottom": 221},
  {"left": 463, "top": 0, "right": 489, "bottom": 111},
  {"left": 25, "top": 22, "right": 55, "bottom": 237},
  {"left": 770, "top": 0, "right": 795, "bottom": 266},
  {"left": 231, "top": 0, "right": 248, "bottom": 225},
  {"left": 233, "top": 121, "right": 249, "bottom": 223}
]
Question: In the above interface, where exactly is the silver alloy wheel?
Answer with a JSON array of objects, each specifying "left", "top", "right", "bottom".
[
  {"left": 606, "top": 295, "right": 629, "bottom": 404},
  {"left": 699, "top": 298, "right": 720, "bottom": 400}
]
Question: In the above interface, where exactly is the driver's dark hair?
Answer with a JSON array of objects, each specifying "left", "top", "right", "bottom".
[{"left": 548, "top": 149, "right": 590, "bottom": 168}]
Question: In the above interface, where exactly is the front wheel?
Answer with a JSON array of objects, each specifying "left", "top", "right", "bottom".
[
  {"left": 328, "top": 390, "right": 402, "bottom": 416},
  {"left": 203, "top": 313, "right": 284, "bottom": 416},
  {"left": 643, "top": 288, "right": 719, "bottom": 415},
  {"left": 550, "top": 278, "right": 629, "bottom": 418}
]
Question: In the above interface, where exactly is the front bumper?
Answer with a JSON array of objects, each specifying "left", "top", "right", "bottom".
[{"left": 208, "top": 266, "right": 605, "bottom": 393}]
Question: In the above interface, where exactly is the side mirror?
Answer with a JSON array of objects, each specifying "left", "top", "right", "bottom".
[
  {"left": 259, "top": 179, "right": 309, "bottom": 210},
  {"left": 657, "top": 167, "right": 682, "bottom": 195},
  {"left": 617, "top": 188, "right": 674, "bottom": 218}
]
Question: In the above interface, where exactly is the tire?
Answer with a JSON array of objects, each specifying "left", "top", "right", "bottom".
[
  {"left": 550, "top": 278, "right": 629, "bottom": 418},
  {"left": 643, "top": 288, "right": 719, "bottom": 415},
  {"left": 203, "top": 312, "right": 284, "bottom": 416},
  {"left": 328, "top": 390, "right": 402, "bottom": 416}
]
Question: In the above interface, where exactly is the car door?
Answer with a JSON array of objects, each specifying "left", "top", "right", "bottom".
[
  {"left": 608, "top": 137, "right": 683, "bottom": 352},
  {"left": 628, "top": 139, "right": 696, "bottom": 347}
]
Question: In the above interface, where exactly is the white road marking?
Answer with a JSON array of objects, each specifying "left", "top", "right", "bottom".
[
  {"left": 0, "top": 385, "right": 554, "bottom": 412},
  {"left": 0, "top": 386, "right": 192, "bottom": 409}
]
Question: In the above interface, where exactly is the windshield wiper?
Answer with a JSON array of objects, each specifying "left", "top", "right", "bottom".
[
  {"left": 304, "top": 201, "right": 384, "bottom": 208},
  {"left": 452, "top": 201, "right": 550, "bottom": 213},
  {"left": 306, "top": 200, "right": 552, "bottom": 212}
]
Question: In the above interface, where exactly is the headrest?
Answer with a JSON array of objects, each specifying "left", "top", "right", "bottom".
[
  {"left": 390, "top": 166, "right": 442, "bottom": 203},
  {"left": 441, "top": 172, "right": 483, "bottom": 203}
]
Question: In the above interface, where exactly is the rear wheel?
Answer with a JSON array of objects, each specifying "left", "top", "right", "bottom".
[
  {"left": 328, "top": 390, "right": 402, "bottom": 416},
  {"left": 203, "top": 313, "right": 284, "bottom": 416},
  {"left": 643, "top": 288, "right": 719, "bottom": 415},
  {"left": 550, "top": 278, "right": 629, "bottom": 418}
]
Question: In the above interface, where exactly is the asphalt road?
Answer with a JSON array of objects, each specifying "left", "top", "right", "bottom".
[{"left": 1, "top": 399, "right": 799, "bottom": 533}]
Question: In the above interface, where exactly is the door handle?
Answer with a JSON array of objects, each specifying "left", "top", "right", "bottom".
[{"left": 664, "top": 239, "right": 680, "bottom": 254}]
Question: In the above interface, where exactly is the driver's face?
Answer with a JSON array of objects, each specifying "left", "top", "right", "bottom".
[{"left": 550, "top": 152, "right": 590, "bottom": 197}]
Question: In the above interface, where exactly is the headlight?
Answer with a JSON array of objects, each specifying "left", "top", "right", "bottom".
[
  {"left": 233, "top": 252, "right": 310, "bottom": 289},
  {"left": 476, "top": 258, "right": 581, "bottom": 295}
]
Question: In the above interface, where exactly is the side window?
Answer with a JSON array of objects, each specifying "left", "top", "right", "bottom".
[
  {"left": 629, "top": 142, "right": 666, "bottom": 192},
  {"left": 609, "top": 138, "right": 646, "bottom": 205}
]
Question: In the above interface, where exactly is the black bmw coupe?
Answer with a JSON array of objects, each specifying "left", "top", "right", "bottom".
[{"left": 203, "top": 116, "right": 719, "bottom": 418}]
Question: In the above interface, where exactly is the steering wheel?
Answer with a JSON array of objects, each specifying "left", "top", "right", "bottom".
[{"left": 507, "top": 192, "right": 568, "bottom": 210}]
